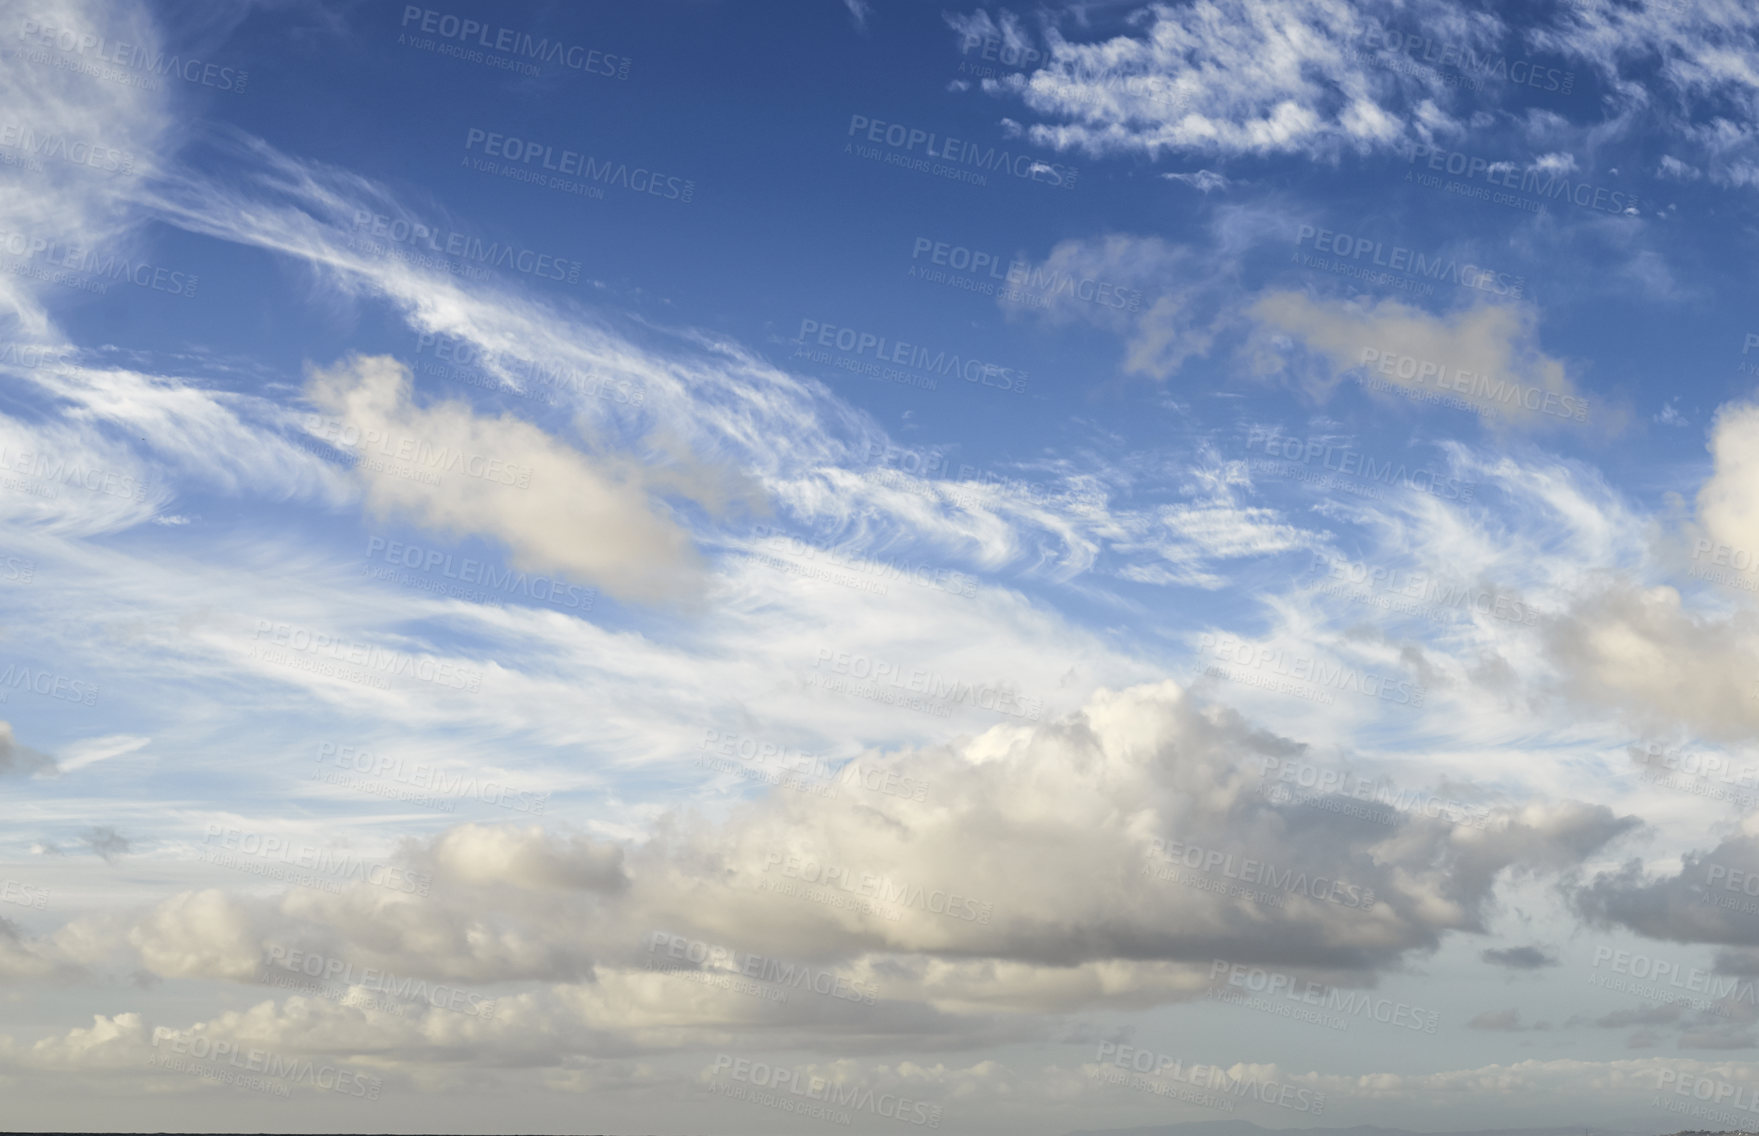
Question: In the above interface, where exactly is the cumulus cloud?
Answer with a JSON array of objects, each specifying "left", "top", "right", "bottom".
[
  {"left": 419, "top": 823, "right": 628, "bottom": 893},
  {"left": 1695, "top": 398, "right": 1759, "bottom": 563},
  {"left": 128, "top": 890, "right": 261, "bottom": 980},
  {"left": 89, "top": 684, "right": 1638, "bottom": 1025},
  {"left": 1250, "top": 291, "right": 1593, "bottom": 431},
  {"left": 303, "top": 355, "right": 714, "bottom": 605},
  {"left": 1571, "top": 818, "right": 1759, "bottom": 948},
  {"left": 1541, "top": 582, "right": 1759, "bottom": 743}
]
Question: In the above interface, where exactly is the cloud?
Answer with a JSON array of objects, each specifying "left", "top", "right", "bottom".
[
  {"left": 1695, "top": 398, "right": 1759, "bottom": 562},
  {"left": 841, "top": 0, "right": 872, "bottom": 34},
  {"left": 56, "top": 734, "right": 149, "bottom": 773},
  {"left": 1162, "top": 170, "right": 1231, "bottom": 192},
  {"left": 1541, "top": 582, "right": 1759, "bottom": 744},
  {"left": 1658, "top": 155, "right": 1703, "bottom": 180},
  {"left": 947, "top": 0, "right": 1493, "bottom": 162},
  {"left": 1583, "top": 1003, "right": 1683, "bottom": 1029},
  {"left": 1482, "top": 945, "right": 1559, "bottom": 969},
  {"left": 1655, "top": 398, "right": 1688, "bottom": 426},
  {"left": 79, "top": 827, "right": 129, "bottom": 863},
  {"left": 0, "top": 0, "right": 172, "bottom": 339},
  {"left": 303, "top": 355, "right": 713, "bottom": 605},
  {"left": 125, "top": 128, "right": 1252, "bottom": 601},
  {"left": 0, "top": 722, "right": 55, "bottom": 777},
  {"left": 419, "top": 823, "right": 628, "bottom": 893},
  {"left": 1525, "top": 396, "right": 1759, "bottom": 743},
  {"left": 127, "top": 890, "right": 261, "bottom": 980},
  {"left": 0, "top": 917, "right": 81, "bottom": 982},
  {"left": 13, "top": 678, "right": 1632, "bottom": 1039},
  {"left": 1571, "top": 821, "right": 1759, "bottom": 948},
  {"left": 1529, "top": 1, "right": 1759, "bottom": 190},
  {"left": 1249, "top": 291, "right": 1593, "bottom": 432},
  {"left": 108, "top": 683, "right": 1634, "bottom": 1018},
  {"left": 999, "top": 235, "right": 1238, "bottom": 381},
  {"left": 1467, "top": 1007, "right": 1548, "bottom": 1030}
]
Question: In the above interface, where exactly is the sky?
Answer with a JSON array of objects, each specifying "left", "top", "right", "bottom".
[{"left": 3, "top": 0, "right": 1759, "bottom": 1132}]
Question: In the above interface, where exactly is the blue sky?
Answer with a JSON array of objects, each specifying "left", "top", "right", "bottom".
[{"left": 5, "top": 0, "right": 1759, "bottom": 1132}]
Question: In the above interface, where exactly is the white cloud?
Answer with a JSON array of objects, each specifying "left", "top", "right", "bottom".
[
  {"left": 304, "top": 355, "right": 715, "bottom": 605},
  {"left": 1161, "top": 169, "right": 1231, "bottom": 192},
  {"left": 949, "top": 0, "right": 1493, "bottom": 162},
  {"left": 1250, "top": 291, "right": 1593, "bottom": 432}
]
